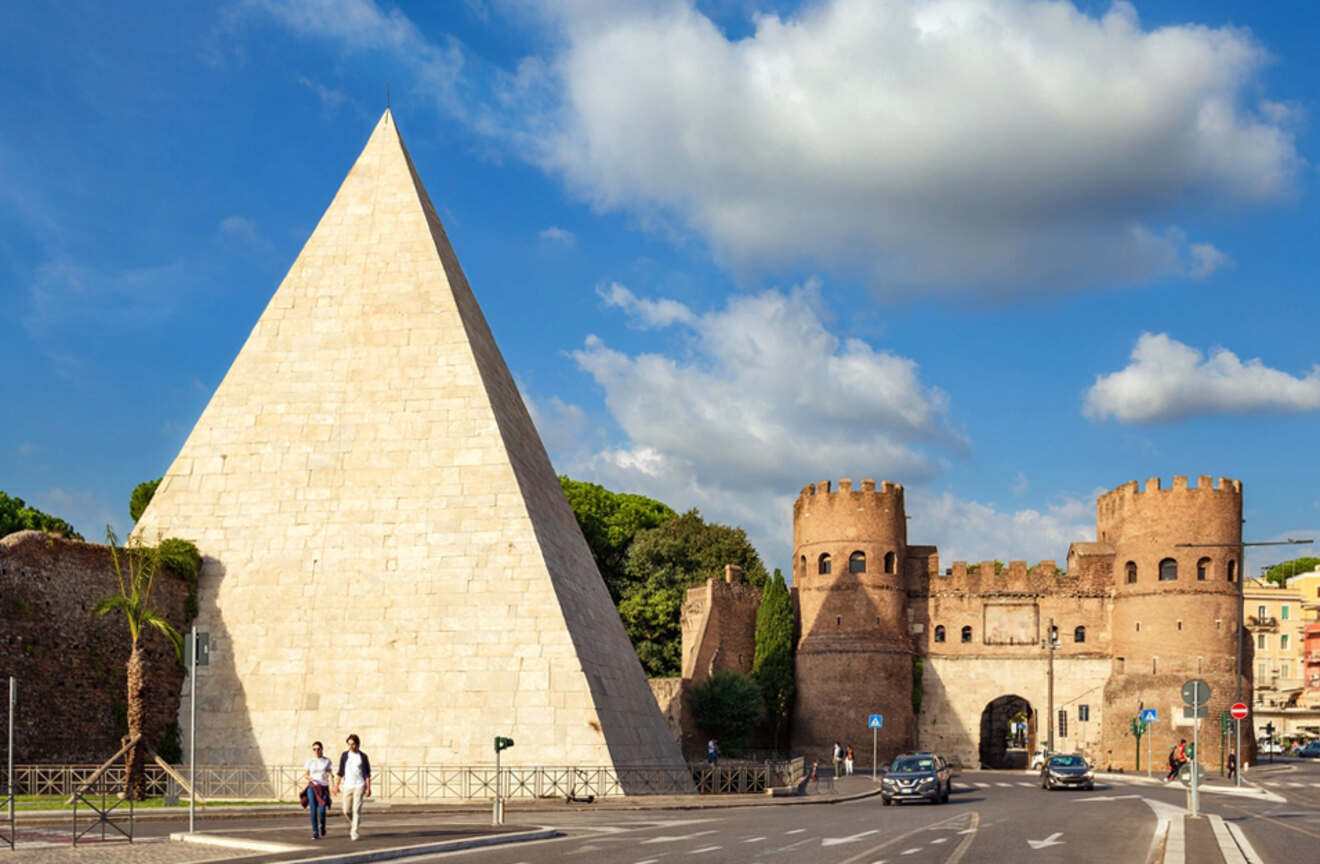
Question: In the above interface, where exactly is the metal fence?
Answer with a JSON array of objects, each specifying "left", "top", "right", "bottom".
[{"left": 12, "top": 759, "right": 804, "bottom": 801}]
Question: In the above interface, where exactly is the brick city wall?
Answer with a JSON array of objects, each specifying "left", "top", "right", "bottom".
[{"left": 0, "top": 531, "right": 191, "bottom": 762}]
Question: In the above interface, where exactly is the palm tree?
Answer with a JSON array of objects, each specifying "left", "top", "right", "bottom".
[{"left": 94, "top": 527, "right": 183, "bottom": 800}]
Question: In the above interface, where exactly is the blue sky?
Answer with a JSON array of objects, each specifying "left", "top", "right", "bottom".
[{"left": 3, "top": 0, "right": 1318, "bottom": 576}]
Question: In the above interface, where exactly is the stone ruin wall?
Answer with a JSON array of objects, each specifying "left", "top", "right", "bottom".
[{"left": 0, "top": 531, "right": 191, "bottom": 763}]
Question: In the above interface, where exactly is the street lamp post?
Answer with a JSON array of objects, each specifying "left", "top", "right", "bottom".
[{"left": 1042, "top": 618, "right": 1059, "bottom": 753}]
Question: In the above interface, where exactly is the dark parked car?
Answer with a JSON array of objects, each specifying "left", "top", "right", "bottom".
[
  {"left": 1298, "top": 741, "right": 1320, "bottom": 758},
  {"left": 881, "top": 752, "right": 952, "bottom": 805},
  {"left": 1040, "top": 753, "right": 1094, "bottom": 790}
]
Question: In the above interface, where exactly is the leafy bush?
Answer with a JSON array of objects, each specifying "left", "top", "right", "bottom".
[
  {"left": 129, "top": 478, "right": 162, "bottom": 523},
  {"left": 691, "top": 670, "right": 765, "bottom": 756},
  {"left": 0, "top": 491, "right": 81, "bottom": 540}
]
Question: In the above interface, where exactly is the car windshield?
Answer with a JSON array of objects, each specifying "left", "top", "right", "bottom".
[
  {"left": 1048, "top": 756, "right": 1086, "bottom": 767},
  {"left": 890, "top": 757, "right": 936, "bottom": 773}
]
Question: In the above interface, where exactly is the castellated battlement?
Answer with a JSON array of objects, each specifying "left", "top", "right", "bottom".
[
  {"left": 793, "top": 478, "right": 903, "bottom": 518},
  {"left": 1098, "top": 474, "right": 1242, "bottom": 513}
]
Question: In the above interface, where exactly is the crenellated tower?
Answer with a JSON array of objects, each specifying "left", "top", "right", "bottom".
[
  {"left": 791, "top": 479, "right": 915, "bottom": 763},
  {"left": 1099, "top": 475, "right": 1248, "bottom": 769}
]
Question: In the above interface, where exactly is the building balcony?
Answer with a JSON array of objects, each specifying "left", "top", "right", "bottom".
[{"left": 1247, "top": 615, "right": 1279, "bottom": 631}]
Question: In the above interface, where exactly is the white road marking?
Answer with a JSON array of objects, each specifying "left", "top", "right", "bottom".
[
  {"left": 743, "top": 835, "right": 767, "bottom": 842},
  {"left": 973, "top": 781, "right": 989, "bottom": 787},
  {"left": 996, "top": 782, "right": 1013, "bottom": 787},
  {"left": 633, "top": 860, "right": 659, "bottom": 864},
  {"left": 1208, "top": 814, "right": 1248, "bottom": 864},
  {"left": 822, "top": 830, "right": 878, "bottom": 847},
  {"left": 958, "top": 827, "right": 977, "bottom": 834},
  {"left": 1226, "top": 821, "right": 1265, "bottom": 864},
  {"left": 1017, "top": 782, "right": 1034, "bottom": 787},
  {"left": 786, "top": 828, "right": 806, "bottom": 834},
  {"left": 642, "top": 830, "right": 718, "bottom": 844},
  {"left": 691, "top": 846, "right": 721, "bottom": 854},
  {"left": 1073, "top": 794, "right": 1142, "bottom": 802},
  {"left": 1026, "top": 832, "right": 1064, "bottom": 849},
  {"left": 901, "top": 849, "right": 921, "bottom": 855},
  {"left": 930, "top": 837, "right": 948, "bottom": 844}
]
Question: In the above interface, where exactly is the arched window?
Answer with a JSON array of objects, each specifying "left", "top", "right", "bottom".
[
  {"left": 1159, "top": 558, "right": 1178, "bottom": 581},
  {"left": 799, "top": 555, "right": 806, "bottom": 579},
  {"left": 1227, "top": 559, "right": 1237, "bottom": 582},
  {"left": 961, "top": 625, "right": 973, "bottom": 643},
  {"left": 1074, "top": 626, "right": 1086, "bottom": 643},
  {"left": 818, "top": 553, "right": 831, "bottom": 575},
  {"left": 884, "top": 551, "right": 896, "bottom": 574},
  {"left": 1197, "top": 557, "right": 1210, "bottom": 581},
  {"left": 1126, "top": 561, "right": 1138, "bottom": 584},
  {"left": 849, "top": 551, "right": 867, "bottom": 573},
  {"left": 934, "top": 625, "right": 946, "bottom": 643}
]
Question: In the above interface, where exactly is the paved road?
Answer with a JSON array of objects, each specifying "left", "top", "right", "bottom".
[{"left": 11, "top": 763, "right": 1320, "bottom": 863}]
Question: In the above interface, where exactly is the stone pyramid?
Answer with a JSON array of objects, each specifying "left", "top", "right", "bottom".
[{"left": 133, "top": 111, "right": 685, "bottom": 775}]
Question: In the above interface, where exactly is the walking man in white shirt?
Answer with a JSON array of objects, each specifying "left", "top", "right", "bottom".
[{"left": 333, "top": 734, "right": 372, "bottom": 840}]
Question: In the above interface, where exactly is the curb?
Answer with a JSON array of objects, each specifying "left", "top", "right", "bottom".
[{"left": 170, "top": 828, "right": 560, "bottom": 864}]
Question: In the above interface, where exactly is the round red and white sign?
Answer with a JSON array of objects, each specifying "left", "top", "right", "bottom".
[{"left": 1230, "top": 702, "right": 1249, "bottom": 720}]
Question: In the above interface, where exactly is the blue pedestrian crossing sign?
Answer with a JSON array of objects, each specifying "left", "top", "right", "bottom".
[
  {"left": 868, "top": 714, "right": 883, "bottom": 729},
  {"left": 1141, "top": 709, "right": 1158, "bottom": 724}
]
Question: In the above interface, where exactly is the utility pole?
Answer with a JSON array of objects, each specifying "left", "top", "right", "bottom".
[{"left": 1042, "top": 618, "right": 1059, "bottom": 753}]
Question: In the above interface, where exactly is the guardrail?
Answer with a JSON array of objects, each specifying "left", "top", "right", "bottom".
[{"left": 12, "top": 760, "right": 803, "bottom": 801}]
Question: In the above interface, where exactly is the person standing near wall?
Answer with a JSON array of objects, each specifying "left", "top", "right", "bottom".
[
  {"left": 833, "top": 742, "right": 842, "bottom": 778},
  {"left": 303, "top": 741, "right": 332, "bottom": 839},
  {"left": 334, "top": 734, "right": 372, "bottom": 841},
  {"left": 844, "top": 745, "right": 854, "bottom": 776}
]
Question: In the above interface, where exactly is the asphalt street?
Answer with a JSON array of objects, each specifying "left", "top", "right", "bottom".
[{"left": 10, "top": 762, "right": 1320, "bottom": 863}]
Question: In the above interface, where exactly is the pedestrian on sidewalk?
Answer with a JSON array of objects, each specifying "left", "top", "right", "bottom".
[
  {"left": 832, "top": 742, "right": 842, "bottom": 778},
  {"left": 1227, "top": 751, "right": 1237, "bottom": 781},
  {"left": 844, "top": 745, "right": 854, "bottom": 776},
  {"left": 707, "top": 738, "right": 719, "bottom": 765},
  {"left": 334, "top": 734, "right": 372, "bottom": 841},
  {"left": 302, "top": 741, "right": 333, "bottom": 840}
]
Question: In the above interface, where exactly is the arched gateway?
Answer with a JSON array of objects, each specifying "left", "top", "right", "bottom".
[{"left": 979, "top": 695, "right": 1035, "bottom": 769}]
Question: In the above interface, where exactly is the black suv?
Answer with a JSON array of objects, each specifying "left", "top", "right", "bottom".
[
  {"left": 1040, "top": 753, "right": 1094, "bottom": 790},
  {"left": 881, "top": 752, "right": 952, "bottom": 805}
]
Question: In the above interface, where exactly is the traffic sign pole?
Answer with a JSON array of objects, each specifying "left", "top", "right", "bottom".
[
  {"left": 1191, "top": 681, "right": 1199, "bottom": 817},
  {"left": 1146, "top": 720, "right": 1151, "bottom": 779},
  {"left": 872, "top": 726, "right": 877, "bottom": 780},
  {"left": 1235, "top": 717, "right": 1241, "bottom": 787}
]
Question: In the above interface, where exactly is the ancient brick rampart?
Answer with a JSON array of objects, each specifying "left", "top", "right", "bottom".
[{"left": 0, "top": 531, "right": 190, "bottom": 762}]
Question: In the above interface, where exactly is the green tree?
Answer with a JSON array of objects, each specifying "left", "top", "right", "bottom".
[
  {"left": 0, "top": 491, "right": 81, "bottom": 540},
  {"left": 1264, "top": 557, "right": 1320, "bottom": 588},
  {"left": 558, "top": 476, "right": 675, "bottom": 602},
  {"left": 618, "top": 510, "right": 768, "bottom": 677},
  {"left": 690, "top": 670, "right": 765, "bottom": 757},
  {"left": 129, "top": 478, "right": 162, "bottom": 523},
  {"left": 93, "top": 527, "right": 184, "bottom": 800},
  {"left": 751, "top": 568, "right": 795, "bottom": 750}
]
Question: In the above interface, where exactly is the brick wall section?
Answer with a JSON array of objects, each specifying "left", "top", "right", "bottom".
[
  {"left": 0, "top": 531, "right": 189, "bottom": 762},
  {"left": 680, "top": 568, "right": 762, "bottom": 684}
]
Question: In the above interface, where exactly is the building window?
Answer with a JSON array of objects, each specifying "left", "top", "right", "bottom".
[
  {"left": 1159, "top": 558, "right": 1178, "bottom": 581},
  {"left": 1282, "top": 662, "right": 1292, "bottom": 679},
  {"left": 799, "top": 555, "right": 806, "bottom": 578},
  {"left": 849, "top": 551, "right": 866, "bottom": 573},
  {"left": 1258, "top": 605, "right": 1266, "bottom": 618},
  {"left": 884, "top": 551, "right": 896, "bottom": 574},
  {"left": 1215, "top": 619, "right": 1222, "bottom": 630},
  {"left": 1197, "top": 557, "right": 1210, "bottom": 580},
  {"left": 934, "top": 625, "right": 946, "bottom": 643},
  {"left": 1152, "top": 657, "right": 1158, "bottom": 674},
  {"left": 836, "top": 615, "right": 842, "bottom": 627},
  {"left": 1281, "top": 634, "right": 1289, "bottom": 651},
  {"left": 818, "top": 554, "right": 831, "bottom": 575},
  {"left": 1228, "top": 560, "right": 1237, "bottom": 582},
  {"left": 1125, "top": 561, "right": 1138, "bottom": 583},
  {"left": 1135, "top": 621, "right": 1141, "bottom": 632},
  {"left": 1074, "top": 626, "right": 1086, "bottom": 643},
  {"left": 961, "top": 625, "right": 973, "bottom": 643},
  {"left": 1177, "top": 620, "right": 1183, "bottom": 631},
  {"left": 1258, "top": 634, "right": 1267, "bottom": 650},
  {"left": 1258, "top": 662, "right": 1268, "bottom": 679},
  {"left": 1282, "top": 605, "right": 1290, "bottom": 620}
]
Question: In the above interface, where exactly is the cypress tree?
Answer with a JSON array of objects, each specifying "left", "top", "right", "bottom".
[{"left": 752, "top": 568, "right": 795, "bottom": 751}]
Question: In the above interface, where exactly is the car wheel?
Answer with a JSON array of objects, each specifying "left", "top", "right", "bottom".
[
  {"left": 1084, "top": 783, "right": 1094, "bottom": 791},
  {"left": 882, "top": 797, "right": 892, "bottom": 806}
]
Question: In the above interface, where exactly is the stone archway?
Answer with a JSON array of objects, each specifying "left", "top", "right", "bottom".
[{"left": 979, "top": 694, "right": 1034, "bottom": 769}]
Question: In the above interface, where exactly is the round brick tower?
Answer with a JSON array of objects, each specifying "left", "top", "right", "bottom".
[
  {"left": 1099, "top": 475, "right": 1248, "bottom": 771},
  {"left": 791, "top": 479, "right": 915, "bottom": 766}
]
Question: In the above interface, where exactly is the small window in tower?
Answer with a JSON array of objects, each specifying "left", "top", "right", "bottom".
[
  {"left": 1215, "top": 619, "right": 1222, "bottom": 630},
  {"left": 819, "top": 553, "right": 831, "bottom": 575},
  {"left": 1135, "top": 621, "right": 1141, "bottom": 632},
  {"left": 934, "top": 625, "right": 946, "bottom": 643},
  {"left": 1115, "top": 657, "right": 1125, "bottom": 674},
  {"left": 1196, "top": 557, "right": 1209, "bottom": 580},
  {"left": 1228, "top": 559, "right": 1237, "bottom": 582},
  {"left": 1177, "top": 620, "right": 1183, "bottom": 631},
  {"left": 836, "top": 615, "right": 842, "bottom": 627},
  {"left": 884, "top": 551, "right": 896, "bottom": 574},
  {"left": 961, "top": 625, "right": 973, "bottom": 643},
  {"left": 1152, "top": 657, "right": 1158, "bottom": 674},
  {"left": 1126, "top": 561, "right": 1138, "bottom": 583},
  {"left": 1074, "top": 626, "right": 1086, "bottom": 643},
  {"left": 1159, "top": 558, "right": 1178, "bottom": 581},
  {"left": 800, "top": 555, "right": 806, "bottom": 578},
  {"left": 849, "top": 551, "right": 866, "bottom": 573}
]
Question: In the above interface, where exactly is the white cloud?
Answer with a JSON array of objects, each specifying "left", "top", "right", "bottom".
[
  {"left": 523, "top": 0, "right": 1297, "bottom": 292},
  {"left": 1084, "top": 332, "right": 1320, "bottom": 423},
  {"left": 597, "top": 281, "right": 696, "bottom": 328},
  {"left": 296, "top": 74, "right": 347, "bottom": 110},
  {"left": 911, "top": 490, "right": 1097, "bottom": 569},
  {"left": 247, "top": 1, "right": 1300, "bottom": 294},
  {"left": 1012, "top": 471, "right": 1029, "bottom": 496},
  {"left": 538, "top": 225, "right": 576, "bottom": 245},
  {"left": 525, "top": 393, "right": 590, "bottom": 455},
  {"left": 24, "top": 257, "right": 189, "bottom": 338}
]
